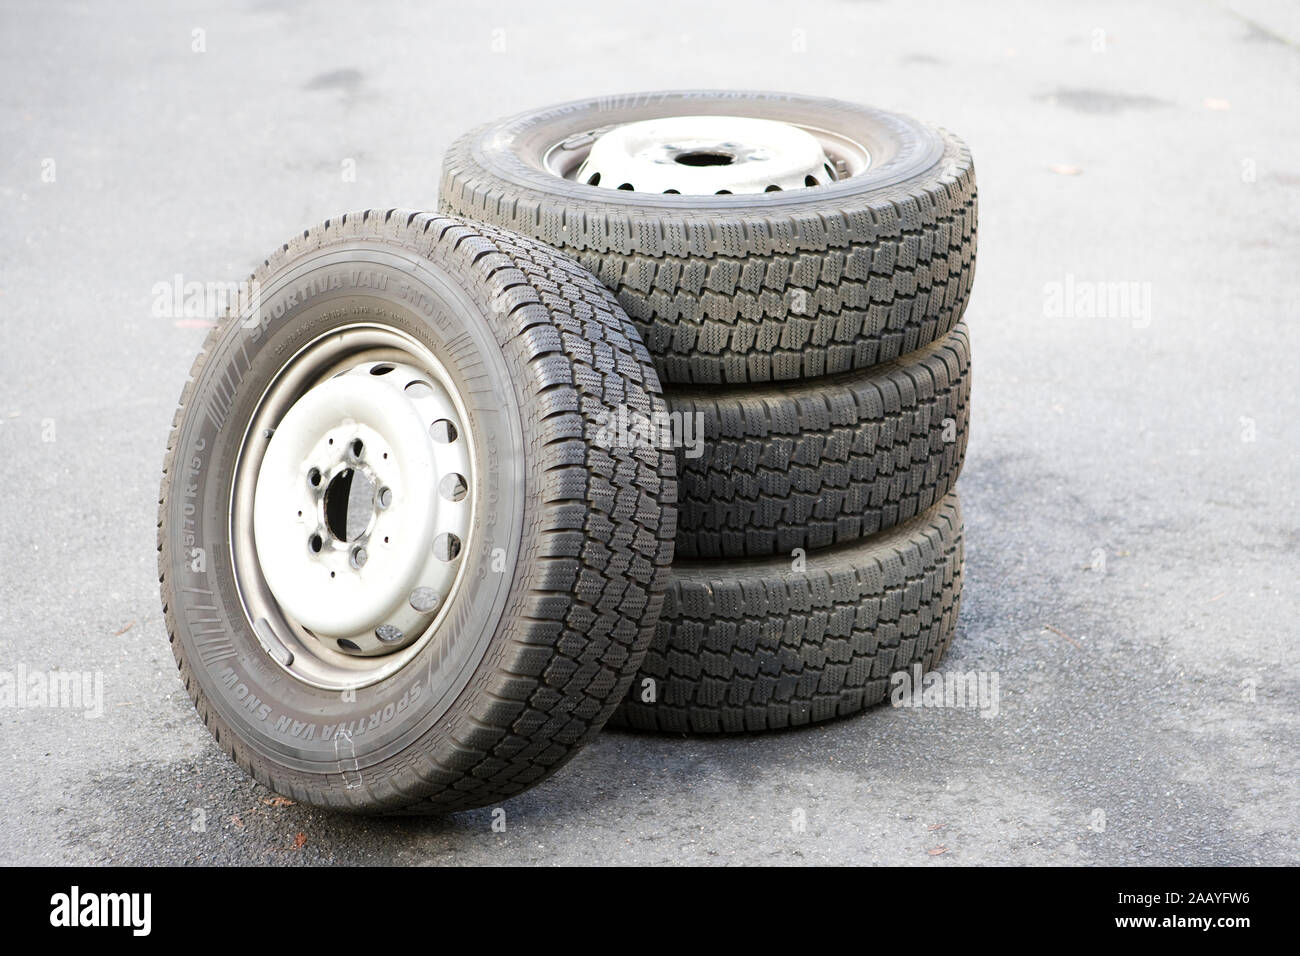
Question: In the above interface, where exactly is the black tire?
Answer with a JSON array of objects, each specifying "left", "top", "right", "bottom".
[
  {"left": 611, "top": 493, "right": 963, "bottom": 734},
  {"left": 673, "top": 321, "right": 970, "bottom": 558},
  {"left": 439, "top": 90, "right": 977, "bottom": 385},
  {"left": 158, "top": 210, "right": 675, "bottom": 814}
]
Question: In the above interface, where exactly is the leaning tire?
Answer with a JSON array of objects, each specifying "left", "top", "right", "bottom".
[
  {"left": 440, "top": 90, "right": 977, "bottom": 385},
  {"left": 158, "top": 210, "right": 675, "bottom": 813},
  {"left": 611, "top": 493, "right": 963, "bottom": 733},
  {"left": 673, "top": 321, "right": 970, "bottom": 558}
]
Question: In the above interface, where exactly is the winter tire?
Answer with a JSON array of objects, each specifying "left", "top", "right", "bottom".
[
  {"left": 439, "top": 90, "right": 977, "bottom": 385},
  {"left": 612, "top": 493, "right": 963, "bottom": 733},
  {"left": 673, "top": 321, "right": 969, "bottom": 558},
  {"left": 157, "top": 210, "right": 676, "bottom": 813}
]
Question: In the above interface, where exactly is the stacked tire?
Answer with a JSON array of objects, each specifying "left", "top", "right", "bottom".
[
  {"left": 157, "top": 90, "right": 975, "bottom": 816},
  {"left": 440, "top": 91, "right": 976, "bottom": 734}
]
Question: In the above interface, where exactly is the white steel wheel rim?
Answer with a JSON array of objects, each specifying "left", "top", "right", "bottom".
[
  {"left": 230, "top": 325, "right": 476, "bottom": 691},
  {"left": 547, "top": 115, "right": 872, "bottom": 195}
]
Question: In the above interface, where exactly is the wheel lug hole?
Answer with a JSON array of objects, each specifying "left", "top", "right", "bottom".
[
  {"left": 308, "top": 468, "right": 322, "bottom": 487},
  {"left": 308, "top": 533, "right": 323, "bottom": 554},
  {"left": 376, "top": 486, "right": 392, "bottom": 509},
  {"left": 351, "top": 546, "right": 368, "bottom": 569},
  {"left": 350, "top": 438, "right": 364, "bottom": 460}
]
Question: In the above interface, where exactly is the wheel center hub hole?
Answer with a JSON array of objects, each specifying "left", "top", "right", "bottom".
[
  {"left": 323, "top": 467, "right": 376, "bottom": 542},
  {"left": 673, "top": 150, "right": 735, "bottom": 167}
]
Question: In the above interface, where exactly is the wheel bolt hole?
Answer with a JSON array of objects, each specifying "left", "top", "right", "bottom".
[
  {"left": 308, "top": 533, "right": 323, "bottom": 554},
  {"left": 350, "top": 438, "right": 364, "bottom": 459},
  {"left": 376, "top": 486, "right": 392, "bottom": 509},
  {"left": 308, "top": 468, "right": 322, "bottom": 487},
  {"left": 350, "top": 546, "right": 368, "bottom": 569}
]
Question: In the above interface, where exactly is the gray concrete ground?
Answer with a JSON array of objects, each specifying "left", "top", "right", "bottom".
[{"left": 1, "top": 0, "right": 1297, "bottom": 865}]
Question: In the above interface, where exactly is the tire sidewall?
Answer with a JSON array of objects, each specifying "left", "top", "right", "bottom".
[
  {"left": 166, "top": 241, "right": 529, "bottom": 774},
  {"left": 469, "top": 89, "right": 947, "bottom": 212}
]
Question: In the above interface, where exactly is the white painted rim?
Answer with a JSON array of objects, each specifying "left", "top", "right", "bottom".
[
  {"left": 252, "top": 361, "right": 471, "bottom": 656},
  {"left": 562, "top": 115, "right": 870, "bottom": 195},
  {"left": 229, "top": 325, "right": 479, "bottom": 691}
]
